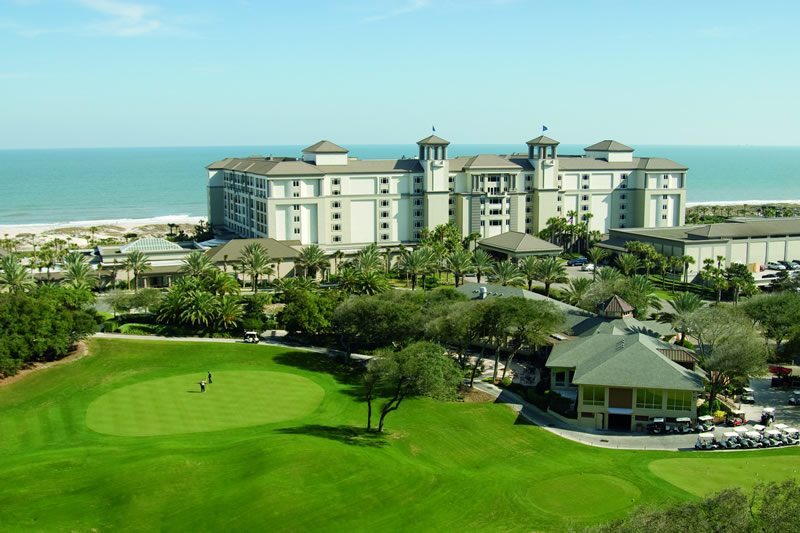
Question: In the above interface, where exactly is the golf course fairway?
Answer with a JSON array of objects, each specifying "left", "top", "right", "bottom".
[{"left": 1, "top": 337, "right": 799, "bottom": 532}]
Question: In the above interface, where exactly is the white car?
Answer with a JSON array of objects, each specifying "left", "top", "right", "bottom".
[
  {"left": 767, "top": 262, "right": 786, "bottom": 270},
  {"left": 581, "top": 263, "right": 595, "bottom": 272}
]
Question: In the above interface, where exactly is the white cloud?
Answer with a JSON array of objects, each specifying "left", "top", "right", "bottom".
[
  {"left": 362, "top": 0, "right": 431, "bottom": 23},
  {"left": 77, "top": 0, "right": 161, "bottom": 36}
]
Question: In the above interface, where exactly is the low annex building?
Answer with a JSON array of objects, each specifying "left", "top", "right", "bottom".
[
  {"left": 476, "top": 231, "right": 561, "bottom": 260},
  {"left": 599, "top": 217, "right": 800, "bottom": 279},
  {"left": 207, "top": 134, "right": 687, "bottom": 250}
]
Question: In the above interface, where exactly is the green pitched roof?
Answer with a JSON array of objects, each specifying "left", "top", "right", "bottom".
[
  {"left": 547, "top": 333, "right": 704, "bottom": 391},
  {"left": 478, "top": 231, "right": 562, "bottom": 254},
  {"left": 204, "top": 238, "right": 300, "bottom": 262}
]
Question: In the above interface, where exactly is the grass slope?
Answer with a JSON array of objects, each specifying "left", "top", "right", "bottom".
[{"left": 0, "top": 338, "right": 798, "bottom": 532}]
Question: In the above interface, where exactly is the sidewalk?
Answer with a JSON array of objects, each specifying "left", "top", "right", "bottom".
[{"left": 472, "top": 381, "right": 696, "bottom": 451}]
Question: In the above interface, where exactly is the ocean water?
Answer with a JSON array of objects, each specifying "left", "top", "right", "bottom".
[{"left": 1, "top": 144, "right": 799, "bottom": 226}]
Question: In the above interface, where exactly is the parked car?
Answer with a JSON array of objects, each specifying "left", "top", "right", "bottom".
[
  {"left": 567, "top": 257, "right": 588, "bottom": 266},
  {"left": 581, "top": 263, "right": 595, "bottom": 272},
  {"left": 767, "top": 262, "right": 787, "bottom": 271},
  {"left": 762, "top": 273, "right": 779, "bottom": 279}
]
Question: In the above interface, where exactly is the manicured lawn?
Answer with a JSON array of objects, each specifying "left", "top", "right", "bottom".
[{"left": 1, "top": 338, "right": 799, "bottom": 531}]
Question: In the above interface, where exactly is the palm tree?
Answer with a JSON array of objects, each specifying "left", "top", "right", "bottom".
[
  {"left": 491, "top": 260, "right": 523, "bottom": 287},
  {"left": 180, "top": 289, "right": 218, "bottom": 328},
  {"left": 203, "top": 269, "right": 240, "bottom": 296},
  {"left": 667, "top": 292, "right": 703, "bottom": 345},
  {"left": 397, "top": 247, "right": 435, "bottom": 290},
  {"left": 586, "top": 247, "right": 610, "bottom": 281},
  {"left": 352, "top": 244, "right": 382, "bottom": 274},
  {"left": 332, "top": 250, "right": 345, "bottom": 275},
  {"left": 0, "top": 255, "right": 34, "bottom": 293},
  {"left": 445, "top": 248, "right": 473, "bottom": 287},
  {"left": 353, "top": 269, "right": 390, "bottom": 295},
  {"left": 533, "top": 257, "right": 567, "bottom": 297},
  {"left": 669, "top": 256, "right": 684, "bottom": 293},
  {"left": 597, "top": 266, "right": 623, "bottom": 284},
  {"left": 180, "top": 251, "right": 216, "bottom": 278},
  {"left": 240, "top": 243, "right": 272, "bottom": 293},
  {"left": 123, "top": 250, "right": 150, "bottom": 293},
  {"left": 518, "top": 256, "right": 539, "bottom": 291},
  {"left": 681, "top": 255, "right": 696, "bottom": 284},
  {"left": 563, "top": 277, "right": 592, "bottom": 305},
  {"left": 615, "top": 253, "right": 641, "bottom": 277},
  {"left": 630, "top": 275, "right": 662, "bottom": 316},
  {"left": 216, "top": 294, "right": 244, "bottom": 330},
  {"left": 62, "top": 252, "right": 96, "bottom": 291},
  {"left": 296, "top": 244, "right": 328, "bottom": 279},
  {"left": 472, "top": 249, "right": 494, "bottom": 283}
]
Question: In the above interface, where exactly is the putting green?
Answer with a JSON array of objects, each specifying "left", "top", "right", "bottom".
[
  {"left": 86, "top": 370, "right": 324, "bottom": 437},
  {"left": 649, "top": 456, "right": 800, "bottom": 497},
  {"left": 524, "top": 474, "right": 641, "bottom": 517}
]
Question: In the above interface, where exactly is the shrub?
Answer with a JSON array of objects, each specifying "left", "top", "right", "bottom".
[{"left": 500, "top": 377, "right": 512, "bottom": 387}]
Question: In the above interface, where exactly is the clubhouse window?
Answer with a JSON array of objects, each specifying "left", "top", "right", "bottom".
[
  {"left": 583, "top": 386, "right": 605, "bottom": 407},
  {"left": 635, "top": 389, "right": 662, "bottom": 409},
  {"left": 666, "top": 390, "right": 692, "bottom": 411}
]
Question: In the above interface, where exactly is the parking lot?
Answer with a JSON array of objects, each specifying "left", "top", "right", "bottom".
[{"left": 739, "top": 376, "right": 800, "bottom": 427}]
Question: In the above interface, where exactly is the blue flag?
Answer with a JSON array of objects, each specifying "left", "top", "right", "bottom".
[
  {"left": 542, "top": 125, "right": 548, "bottom": 132},
  {"left": 432, "top": 125, "right": 436, "bottom": 132}
]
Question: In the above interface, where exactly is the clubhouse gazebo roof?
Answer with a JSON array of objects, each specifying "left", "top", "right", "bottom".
[{"left": 477, "top": 231, "right": 561, "bottom": 259}]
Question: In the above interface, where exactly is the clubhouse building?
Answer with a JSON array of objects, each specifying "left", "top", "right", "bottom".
[{"left": 207, "top": 134, "right": 687, "bottom": 250}]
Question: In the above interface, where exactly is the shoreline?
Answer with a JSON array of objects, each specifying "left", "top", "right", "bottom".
[{"left": 0, "top": 215, "right": 205, "bottom": 248}]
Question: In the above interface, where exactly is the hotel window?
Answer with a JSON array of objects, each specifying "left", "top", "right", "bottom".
[
  {"left": 332, "top": 213, "right": 341, "bottom": 220},
  {"left": 449, "top": 209, "right": 455, "bottom": 216},
  {"left": 526, "top": 175, "right": 532, "bottom": 182},
  {"left": 414, "top": 221, "right": 423, "bottom": 228},
  {"left": 414, "top": 232, "right": 421, "bottom": 240},
  {"left": 621, "top": 174, "right": 628, "bottom": 180},
  {"left": 489, "top": 220, "right": 502, "bottom": 226},
  {"left": 380, "top": 200, "right": 389, "bottom": 207},
  {"left": 557, "top": 206, "right": 562, "bottom": 212},
  {"left": 333, "top": 190, "right": 340, "bottom": 195},
  {"left": 414, "top": 199, "right": 422, "bottom": 206},
  {"left": 663, "top": 183, "right": 669, "bottom": 189},
  {"left": 620, "top": 194, "right": 627, "bottom": 200},
  {"left": 293, "top": 228, "right": 300, "bottom": 235},
  {"left": 582, "top": 195, "right": 588, "bottom": 201},
  {"left": 332, "top": 224, "right": 341, "bottom": 232},
  {"left": 583, "top": 386, "right": 605, "bottom": 407},
  {"left": 380, "top": 211, "right": 389, "bottom": 218},
  {"left": 332, "top": 178, "right": 340, "bottom": 185},
  {"left": 662, "top": 204, "right": 668, "bottom": 210},
  {"left": 636, "top": 389, "right": 663, "bottom": 409},
  {"left": 448, "top": 176, "right": 454, "bottom": 183},
  {"left": 582, "top": 205, "right": 588, "bottom": 211},
  {"left": 557, "top": 175, "right": 562, "bottom": 181},
  {"left": 619, "top": 224, "right": 625, "bottom": 228},
  {"left": 380, "top": 233, "right": 389, "bottom": 241},
  {"left": 380, "top": 177, "right": 389, "bottom": 185},
  {"left": 620, "top": 214, "right": 626, "bottom": 220},
  {"left": 293, "top": 216, "right": 300, "bottom": 222},
  {"left": 380, "top": 222, "right": 389, "bottom": 229},
  {"left": 292, "top": 192, "right": 300, "bottom": 198},
  {"left": 582, "top": 175, "right": 589, "bottom": 180},
  {"left": 293, "top": 205, "right": 300, "bottom": 211},
  {"left": 414, "top": 210, "right": 423, "bottom": 217},
  {"left": 292, "top": 180, "right": 300, "bottom": 187},
  {"left": 448, "top": 198, "right": 454, "bottom": 205},
  {"left": 526, "top": 217, "right": 531, "bottom": 224},
  {"left": 662, "top": 214, "right": 668, "bottom": 220},
  {"left": 582, "top": 184, "right": 589, "bottom": 189},
  {"left": 526, "top": 207, "right": 531, "bottom": 213},
  {"left": 662, "top": 194, "right": 668, "bottom": 200},
  {"left": 333, "top": 235, "right": 342, "bottom": 243},
  {"left": 414, "top": 176, "right": 422, "bottom": 184},
  {"left": 621, "top": 183, "right": 627, "bottom": 189},
  {"left": 666, "top": 390, "right": 692, "bottom": 411},
  {"left": 332, "top": 201, "right": 341, "bottom": 209},
  {"left": 480, "top": 221, "right": 485, "bottom": 227},
  {"left": 381, "top": 188, "right": 389, "bottom": 194},
  {"left": 620, "top": 204, "right": 626, "bottom": 210}
]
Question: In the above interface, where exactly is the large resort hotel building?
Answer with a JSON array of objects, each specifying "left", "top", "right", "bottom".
[{"left": 207, "top": 135, "right": 688, "bottom": 249}]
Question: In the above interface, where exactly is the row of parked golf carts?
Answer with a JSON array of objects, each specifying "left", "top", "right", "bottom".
[
  {"left": 696, "top": 424, "right": 800, "bottom": 450},
  {"left": 645, "top": 410, "right": 755, "bottom": 435}
]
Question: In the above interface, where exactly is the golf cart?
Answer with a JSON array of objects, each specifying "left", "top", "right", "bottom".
[
  {"left": 646, "top": 417, "right": 666, "bottom": 435},
  {"left": 741, "top": 387, "right": 756, "bottom": 404},
  {"left": 726, "top": 410, "right": 747, "bottom": 427},
  {"left": 733, "top": 426, "right": 750, "bottom": 447},
  {"left": 696, "top": 415, "right": 715, "bottom": 432},
  {"left": 781, "top": 427, "right": 800, "bottom": 445},
  {"left": 719, "top": 432, "right": 742, "bottom": 449},
  {"left": 788, "top": 391, "right": 800, "bottom": 405},
  {"left": 674, "top": 417, "right": 694, "bottom": 434},
  {"left": 764, "top": 429, "right": 784, "bottom": 447},
  {"left": 243, "top": 331, "right": 260, "bottom": 344},
  {"left": 760, "top": 407, "right": 776, "bottom": 426},
  {"left": 695, "top": 432, "right": 718, "bottom": 451},
  {"left": 745, "top": 431, "right": 764, "bottom": 448}
]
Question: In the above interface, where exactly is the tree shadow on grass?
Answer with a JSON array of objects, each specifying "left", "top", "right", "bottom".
[
  {"left": 272, "top": 351, "right": 366, "bottom": 401},
  {"left": 275, "top": 424, "right": 388, "bottom": 448}
]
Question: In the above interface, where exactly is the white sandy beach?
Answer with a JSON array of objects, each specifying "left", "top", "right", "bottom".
[{"left": 0, "top": 215, "right": 205, "bottom": 248}]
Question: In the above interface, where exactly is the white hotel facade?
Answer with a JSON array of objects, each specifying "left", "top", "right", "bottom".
[{"left": 207, "top": 135, "right": 687, "bottom": 250}]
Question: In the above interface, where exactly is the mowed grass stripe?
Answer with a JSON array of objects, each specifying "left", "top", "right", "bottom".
[{"left": 85, "top": 371, "right": 325, "bottom": 436}]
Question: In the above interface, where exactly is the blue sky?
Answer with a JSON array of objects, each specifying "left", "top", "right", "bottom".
[{"left": 1, "top": 0, "right": 799, "bottom": 148}]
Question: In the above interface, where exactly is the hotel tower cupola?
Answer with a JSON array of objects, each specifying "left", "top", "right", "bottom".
[
  {"left": 417, "top": 134, "right": 450, "bottom": 161},
  {"left": 525, "top": 135, "right": 559, "bottom": 160}
]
